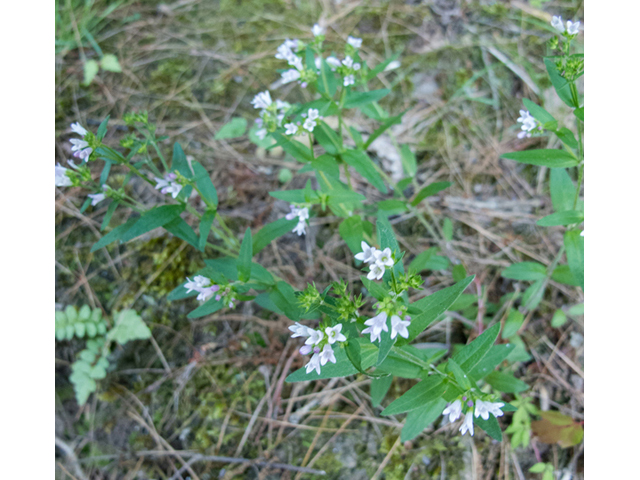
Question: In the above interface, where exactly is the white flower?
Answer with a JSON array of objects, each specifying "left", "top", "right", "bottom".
[
  {"left": 55, "top": 163, "right": 72, "bottom": 187},
  {"left": 305, "top": 351, "right": 322, "bottom": 374},
  {"left": 362, "top": 312, "right": 388, "bottom": 343},
  {"left": 184, "top": 275, "right": 212, "bottom": 293},
  {"left": 355, "top": 241, "right": 378, "bottom": 263},
  {"left": 256, "top": 128, "right": 267, "bottom": 140},
  {"left": 312, "top": 23, "right": 325, "bottom": 36},
  {"left": 353, "top": 62, "right": 361, "bottom": 71},
  {"left": 196, "top": 286, "right": 217, "bottom": 302},
  {"left": 70, "top": 138, "right": 89, "bottom": 152},
  {"left": 347, "top": 36, "right": 362, "bottom": 48},
  {"left": 325, "top": 324, "right": 347, "bottom": 344},
  {"left": 297, "top": 207, "right": 310, "bottom": 221},
  {"left": 342, "top": 56, "right": 354, "bottom": 68},
  {"left": 251, "top": 91, "right": 272, "bottom": 110},
  {"left": 566, "top": 20, "right": 580, "bottom": 35},
  {"left": 307, "top": 109, "right": 320, "bottom": 121},
  {"left": 293, "top": 220, "right": 307, "bottom": 236},
  {"left": 284, "top": 123, "right": 298, "bottom": 135},
  {"left": 326, "top": 56, "right": 341, "bottom": 70},
  {"left": 88, "top": 193, "right": 106, "bottom": 206},
  {"left": 442, "top": 399, "right": 463, "bottom": 423},
  {"left": 474, "top": 400, "right": 505, "bottom": 420},
  {"left": 276, "top": 42, "right": 295, "bottom": 61},
  {"left": 285, "top": 205, "right": 302, "bottom": 220},
  {"left": 299, "top": 344, "right": 313, "bottom": 355},
  {"left": 459, "top": 411, "right": 474, "bottom": 436},
  {"left": 70, "top": 122, "right": 88, "bottom": 136},
  {"left": 551, "top": 15, "right": 564, "bottom": 32},
  {"left": 319, "top": 344, "right": 337, "bottom": 366},
  {"left": 343, "top": 74, "right": 355, "bottom": 87},
  {"left": 155, "top": 173, "right": 183, "bottom": 198},
  {"left": 305, "top": 329, "right": 324, "bottom": 345},
  {"left": 281, "top": 69, "right": 301, "bottom": 84},
  {"left": 517, "top": 110, "right": 537, "bottom": 138},
  {"left": 303, "top": 117, "right": 317, "bottom": 132},
  {"left": 384, "top": 60, "right": 401, "bottom": 71},
  {"left": 289, "top": 322, "right": 312, "bottom": 338},
  {"left": 367, "top": 262, "right": 385, "bottom": 281},
  {"left": 390, "top": 314, "right": 410, "bottom": 339},
  {"left": 288, "top": 54, "right": 304, "bottom": 71},
  {"left": 373, "top": 247, "right": 394, "bottom": 268},
  {"left": 580, "top": 230, "right": 584, "bottom": 237}
]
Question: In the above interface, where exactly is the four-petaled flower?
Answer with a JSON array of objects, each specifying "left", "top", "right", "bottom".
[
  {"left": 319, "top": 344, "right": 336, "bottom": 365},
  {"left": 155, "top": 173, "right": 183, "bottom": 199},
  {"left": 362, "top": 311, "right": 388, "bottom": 343},
  {"left": 355, "top": 241, "right": 377, "bottom": 263},
  {"left": 551, "top": 16, "right": 564, "bottom": 32},
  {"left": 325, "top": 324, "right": 347, "bottom": 344},
  {"left": 251, "top": 91, "right": 272, "bottom": 110},
  {"left": 374, "top": 248, "right": 394, "bottom": 268},
  {"left": 367, "top": 262, "right": 385, "bottom": 281},
  {"left": 442, "top": 399, "right": 463, "bottom": 423},
  {"left": 70, "top": 122, "right": 88, "bottom": 136},
  {"left": 347, "top": 36, "right": 362, "bottom": 48},
  {"left": 390, "top": 314, "right": 410, "bottom": 339},
  {"left": 343, "top": 74, "right": 355, "bottom": 87},
  {"left": 459, "top": 411, "right": 474, "bottom": 436},
  {"left": 566, "top": 20, "right": 580, "bottom": 35},
  {"left": 305, "top": 348, "right": 322, "bottom": 374},
  {"left": 305, "top": 329, "right": 324, "bottom": 345},
  {"left": 474, "top": 400, "right": 505, "bottom": 421},
  {"left": 289, "top": 322, "right": 311, "bottom": 338}
]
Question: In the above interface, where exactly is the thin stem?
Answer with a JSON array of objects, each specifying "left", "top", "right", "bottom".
[{"left": 308, "top": 133, "right": 315, "bottom": 161}]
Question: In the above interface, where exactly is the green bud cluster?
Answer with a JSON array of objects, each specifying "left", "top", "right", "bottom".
[
  {"left": 299, "top": 283, "right": 321, "bottom": 312},
  {"left": 123, "top": 111, "right": 149, "bottom": 126}
]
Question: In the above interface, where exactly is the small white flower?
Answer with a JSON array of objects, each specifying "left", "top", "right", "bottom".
[
  {"left": 303, "top": 117, "right": 317, "bottom": 132},
  {"left": 355, "top": 241, "right": 378, "bottom": 263},
  {"left": 314, "top": 56, "right": 322, "bottom": 71},
  {"left": 70, "top": 138, "right": 89, "bottom": 152},
  {"left": 289, "top": 322, "right": 312, "bottom": 338},
  {"left": 307, "top": 108, "right": 320, "bottom": 121},
  {"left": 367, "top": 262, "right": 385, "bottom": 281},
  {"left": 347, "top": 36, "right": 362, "bottom": 48},
  {"left": 299, "top": 344, "right": 313, "bottom": 355},
  {"left": 580, "top": 230, "right": 584, "bottom": 237},
  {"left": 283, "top": 38, "right": 299, "bottom": 50},
  {"left": 288, "top": 54, "right": 304, "bottom": 71},
  {"left": 343, "top": 74, "right": 355, "bottom": 87},
  {"left": 70, "top": 122, "right": 88, "bottom": 136},
  {"left": 281, "top": 69, "right": 301, "bottom": 84},
  {"left": 55, "top": 163, "right": 73, "bottom": 187},
  {"left": 459, "top": 411, "right": 474, "bottom": 436},
  {"left": 442, "top": 399, "right": 463, "bottom": 423},
  {"left": 390, "top": 314, "right": 410, "bottom": 339},
  {"left": 384, "top": 60, "right": 401, "bottom": 71},
  {"left": 256, "top": 128, "right": 267, "bottom": 140},
  {"left": 325, "top": 324, "right": 347, "bottom": 344},
  {"left": 297, "top": 207, "right": 310, "bottom": 221},
  {"left": 373, "top": 247, "right": 394, "bottom": 268},
  {"left": 293, "top": 220, "right": 307, "bottom": 236},
  {"left": 305, "top": 351, "right": 322, "bottom": 374},
  {"left": 88, "top": 193, "right": 106, "bottom": 206},
  {"left": 475, "top": 400, "right": 505, "bottom": 420},
  {"left": 362, "top": 312, "right": 388, "bottom": 343},
  {"left": 312, "top": 23, "right": 325, "bottom": 37},
  {"left": 251, "top": 91, "right": 272, "bottom": 110},
  {"left": 155, "top": 173, "right": 183, "bottom": 198},
  {"left": 284, "top": 123, "right": 298, "bottom": 135},
  {"left": 319, "top": 344, "right": 337, "bottom": 366},
  {"left": 305, "top": 329, "right": 324, "bottom": 345},
  {"left": 342, "top": 56, "right": 354, "bottom": 68},
  {"left": 285, "top": 205, "right": 302, "bottom": 220},
  {"left": 326, "top": 56, "right": 341, "bottom": 70},
  {"left": 353, "top": 63, "right": 361, "bottom": 71},
  {"left": 276, "top": 42, "right": 294, "bottom": 61},
  {"left": 566, "top": 20, "right": 580, "bottom": 35},
  {"left": 551, "top": 15, "right": 564, "bottom": 32}
]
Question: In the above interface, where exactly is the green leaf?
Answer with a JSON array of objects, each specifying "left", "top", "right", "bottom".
[
  {"left": 564, "top": 230, "right": 584, "bottom": 289},
  {"left": 474, "top": 414, "right": 502, "bottom": 441},
  {"left": 376, "top": 317, "right": 395, "bottom": 366},
  {"left": 551, "top": 264, "right": 580, "bottom": 286},
  {"left": 119, "top": 205, "right": 184, "bottom": 242},
  {"left": 193, "top": 162, "right": 219, "bottom": 208},
  {"left": 555, "top": 127, "right": 579, "bottom": 149},
  {"left": 502, "top": 310, "right": 524, "bottom": 338},
  {"left": 100, "top": 54, "right": 122, "bottom": 72},
  {"left": 544, "top": 57, "right": 578, "bottom": 108},
  {"left": 453, "top": 323, "right": 501, "bottom": 373},
  {"left": 339, "top": 216, "right": 364, "bottom": 254},
  {"left": 405, "top": 276, "right": 474, "bottom": 342},
  {"left": 522, "top": 98, "right": 556, "bottom": 128},
  {"left": 410, "top": 181, "right": 452, "bottom": 207},
  {"left": 269, "top": 282, "right": 303, "bottom": 321},
  {"left": 187, "top": 297, "right": 224, "bottom": 319},
  {"left": 551, "top": 309, "right": 567, "bottom": 327},
  {"left": 214, "top": 117, "right": 247, "bottom": 140},
  {"left": 447, "top": 358, "right": 472, "bottom": 390},
  {"left": 400, "top": 145, "right": 417, "bottom": 178},
  {"left": 443, "top": 218, "right": 453, "bottom": 241},
  {"left": 452, "top": 264, "right": 467, "bottom": 282},
  {"left": 529, "top": 463, "right": 547, "bottom": 474},
  {"left": 343, "top": 89, "right": 390, "bottom": 109},
  {"left": 252, "top": 217, "right": 299, "bottom": 255},
  {"left": 96, "top": 116, "right": 110, "bottom": 140},
  {"left": 271, "top": 132, "right": 312, "bottom": 162},
  {"left": 70, "top": 366, "right": 97, "bottom": 405},
  {"left": 83, "top": 59, "right": 99, "bottom": 85},
  {"left": 500, "top": 149, "right": 578, "bottom": 168},
  {"left": 199, "top": 209, "right": 216, "bottom": 251},
  {"left": 502, "top": 262, "right": 547, "bottom": 281},
  {"left": 485, "top": 371, "right": 529, "bottom": 393},
  {"left": 522, "top": 279, "right": 545, "bottom": 311},
  {"left": 401, "top": 398, "right": 447, "bottom": 442},
  {"left": 362, "top": 112, "right": 404, "bottom": 149},
  {"left": 568, "top": 303, "right": 584, "bottom": 317},
  {"left": 269, "top": 189, "right": 310, "bottom": 204},
  {"left": 409, "top": 248, "right": 450, "bottom": 272},
  {"left": 342, "top": 150, "right": 387, "bottom": 194},
  {"left": 574, "top": 107, "right": 584, "bottom": 122},
  {"left": 468, "top": 344, "right": 516, "bottom": 380},
  {"left": 370, "top": 376, "right": 393, "bottom": 407},
  {"left": 550, "top": 168, "right": 577, "bottom": 213},
  {"left": 537, "top": 210, "right": 583, "bottom": 227},
  {"left": 366, "top": 53, "right": 401, "bottom": 80},
  {"left": 314, "top": 121, "right": 342, "bottom": 155},
  {"left": 311, "top": 154, "right": 341, "bottom": 178},
  {"left": 237, "top": 228, "right": 253, "bottom": 282},
  {"left": 381, "top": 377, "right": 446, "bottom": 416},
  {"left": 107, "top": 310, "right": 151, "bottom": 344},
  {"left": 377, "top": 200, "right": 408, "bottom": 216},
  {"left": 318, "top": 58, "right": 337, "bottom": 96},
  {"left": 90, "top": 217, "right": 139, "bottom": 252}
]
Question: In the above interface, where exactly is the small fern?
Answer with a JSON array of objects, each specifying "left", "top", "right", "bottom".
[{"left": 55, "top": 305, "right": 107, "bottom": 341}]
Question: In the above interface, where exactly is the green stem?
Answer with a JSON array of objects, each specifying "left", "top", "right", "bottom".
[{"left": 308, "top": 133, "right": 315, "bottom": 161}]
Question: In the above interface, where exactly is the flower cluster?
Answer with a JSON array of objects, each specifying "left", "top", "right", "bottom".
[
  {"left": 285, "top": 204, "right": 310, "bottom": 236},
  {"left": 55, "top": 163, "right": 73, "bottom": 187},
  {"left": 516, "top": 110, "right": 542, "bottom": 139},
  {"left": 289, "top": 322, "right": 347, "bottom": 375},
  {"left": 362, "top": 309, "right": 410, "bottom": 343},
  {"left": 70, "top": 122, "right": 93, "bottom": 161},
  {"left": 441, "top": 396, "right": 505, "bottom": 437},
  {"left": 284, "top": 108, "right": 323, "bottom": 135},
  {"left": 275, "top": 37, "right": 316, "bottom": 87},
  {"left": 184, "top": 275, "right": 236, "bottom": 308},
  {"left": 154, "top": 173, "right": 183, "bottom": 199},
  {"left": 354, "top": 241, "right": 395, "bottom": 280},
  {"left": 551, "top": 16, "right": 580, "bottom": 35},
  {"left": 251, "top": 90, "right": 291, "bottom": 139}
]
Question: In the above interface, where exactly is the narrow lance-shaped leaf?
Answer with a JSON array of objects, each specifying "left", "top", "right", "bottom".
[
  {"left": 564, "top": 230, "right": 584, "bottom": 289},
  {"left": 381, "top": 376, "right": 447, "bottom": 416},
  {"left": 500, "top": 149, "right": 578, "bottom": 168},
  {"left": 237, "top": 228, "right": 253, "bottom": 282}
]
